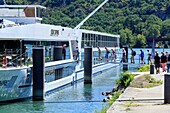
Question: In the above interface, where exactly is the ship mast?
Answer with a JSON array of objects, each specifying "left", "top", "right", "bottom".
[
  {"left": 74, "top": 0, "right": 109, "bottom": 30},
  {"left": 3, "top": 0, "right": 6, "bottom": 5},
  {"left": 69, "top": 0, "right": 109, "bottom": 60}
]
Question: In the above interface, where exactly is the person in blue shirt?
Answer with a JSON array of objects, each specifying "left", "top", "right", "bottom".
[
  {"left": 140, "top": 49, "right": 145, "bottom": 64},
  {"left": 105, "top": 47, "right": 110, "bottom": 62}
]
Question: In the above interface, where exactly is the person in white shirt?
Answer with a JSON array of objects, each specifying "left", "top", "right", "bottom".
[{"left": 147, "top": 50, "right": 151, "bottom": 64}]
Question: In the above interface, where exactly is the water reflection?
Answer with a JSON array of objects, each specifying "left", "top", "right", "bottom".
[
  {"left": 32, "top": 101, "right": 45, "bottom": 112},
  {"left": 84, "top": 84, "right": 92, "bottom": 101}
]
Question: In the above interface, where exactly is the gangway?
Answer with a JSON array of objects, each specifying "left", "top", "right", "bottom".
[{"left": 92, "top": 57, "right": 146, "bottom": 68}]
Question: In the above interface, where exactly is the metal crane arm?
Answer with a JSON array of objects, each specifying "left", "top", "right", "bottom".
[{"left": 74, "top": 0, "right": 109, "bottom": 30}]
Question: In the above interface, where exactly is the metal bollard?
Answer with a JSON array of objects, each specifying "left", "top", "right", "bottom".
[
  {"left": 150, "top": 64, "right": 154, "bottom": 74},
  {"left": 32, "top": 46, "right": 45, "bottom": 101},
  {"left": 164, "top": 74, "right": 170, "bottom": 104},
  {"left": 84, "top": 47, "right": 92, "bottom": 84},
  {"left": 123, "top": 64, "right": 128, "bottom": 71}
]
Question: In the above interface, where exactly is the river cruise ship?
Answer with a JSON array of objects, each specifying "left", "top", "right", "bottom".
[{"left": 0, "top": 4, "right": 120, "bottom": 102}]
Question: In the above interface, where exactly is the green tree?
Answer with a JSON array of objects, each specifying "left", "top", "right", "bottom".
[
  {"left": 93, "top": 26, "right": 105, "bottom": 32},
  {"left": 146, "top": 24, "right": 161, "bottom": 38},
  {"left": 162, "top": 19, "right": 170, "bottom": 38},
  {"left": 134, "top": 34, "right": 146, "bottom": 47},
  {"left": 124, "top": 14, "right": 142, "bottom": 32},
  {"left": 119, "top": 28, "right": 134, "bottom": 47}
]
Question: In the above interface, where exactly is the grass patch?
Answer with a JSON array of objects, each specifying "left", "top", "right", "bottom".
[
  {"left": 108, "top": 91, "right": 122, "bottom": 106},
  {"left": 138, "top": 65, "right": 150, "bottom": 72},
  {"left": 130, "top": 74, "right": 163, "bottom": 88},
  {"left": 116, "top": 72, "right": 134, "bottom": 88}
]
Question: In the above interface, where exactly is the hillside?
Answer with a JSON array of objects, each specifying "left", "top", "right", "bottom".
[{"left": 2, "top": 0, "right": 170, "bottom": 48}]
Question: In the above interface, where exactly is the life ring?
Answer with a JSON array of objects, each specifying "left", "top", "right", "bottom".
[{"left": 2, "top": 56, "right": 7, "bottom": 68}]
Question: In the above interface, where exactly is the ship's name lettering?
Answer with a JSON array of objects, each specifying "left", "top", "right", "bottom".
[
  {"left": 50, "top": 29, "right": 59, "bottom": 36},
  {"left": 0, "top": 80, "right": 9, "bottom": 86}
]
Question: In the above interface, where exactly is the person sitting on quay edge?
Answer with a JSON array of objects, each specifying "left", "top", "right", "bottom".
[
  {"left": 160, "top": 52, "right": 167, "bottom": 72},
  {"left": 154, "top": 52, "right": 161, "bottom": 74}
]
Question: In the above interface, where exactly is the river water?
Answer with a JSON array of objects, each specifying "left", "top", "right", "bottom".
[
  {"left": 0, "top": 66, "right": 121, "bottom": 113},
  {"left": 0, "top": 48, "right": 168, "bottom": 113}
]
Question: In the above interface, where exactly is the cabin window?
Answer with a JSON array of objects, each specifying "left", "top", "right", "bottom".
[
  {"left": 36, "top": 7, "right": 43, "bottom": 18},
  {"left": 81, "top": 32, "right": 119, "bottom": 48},
  {"left": 82, "top": 33, "right": 85, "bottom": 38}
]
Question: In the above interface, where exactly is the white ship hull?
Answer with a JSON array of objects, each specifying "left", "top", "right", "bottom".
[
  {"left": 0, "top": 67, "right": 32, "bottom": 102},
  {"left": 0, "top": 62, "right": 118, "bottom": 102}
]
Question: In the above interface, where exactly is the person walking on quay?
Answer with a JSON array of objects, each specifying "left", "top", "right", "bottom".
[
  {"left": 140, "top": 49, "right": 145, "bottom": 64},
  {"left": 111, "top": 49, "right": 116, "bottom": 62},
  {"left": 154, "top": 52, "right": 161, "bottom": 74},
  {"left": 130, "top": 48, "right": 135, "bottom": 64},
  {"left": 166, "top": 52, "right": 170, "bottom": 73},
  {"left": 161, "top": 52, "right": 167, "bottom": 72},
  {"left": 105, "top": 47, "right": 110, "bottom": 62},
  {"left": 147, "top": 50, "right": 151, "bottom": 64},
  {"left": 121, "top": 48, "right": 127, "bottom": 63},
  {"left": 97, "top": 46, "right": 101, "bottom": 60}
]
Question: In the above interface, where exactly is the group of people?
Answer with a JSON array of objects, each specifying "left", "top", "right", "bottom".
[
  {"left": 154, "top": 51, "right": 170, "bottom": 74},
  {"left": 97, "top": 46, "right": 116, "bottom": 62},
  {"left": 131, "top": 48, "right": 170, "bottom": 74},
  {"left": 130, "top": 49, "right": 151, "bottom": 64}
]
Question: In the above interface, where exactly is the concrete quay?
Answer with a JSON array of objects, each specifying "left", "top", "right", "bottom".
[{"left": 107, "top": 71, "right": 170, "bottom": 113}]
